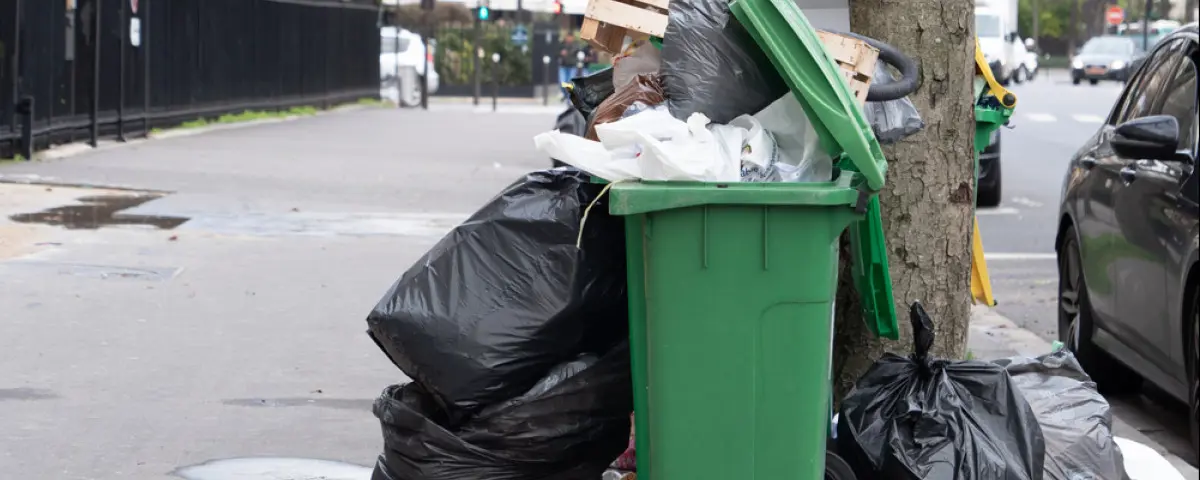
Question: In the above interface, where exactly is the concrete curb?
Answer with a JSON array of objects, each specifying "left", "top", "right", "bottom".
[
  {"left": 971, "top": 306, "right": 1199, "bottom": 479},
  {"left": 31, "top": 104, "right": 378, "bottom": 162}
]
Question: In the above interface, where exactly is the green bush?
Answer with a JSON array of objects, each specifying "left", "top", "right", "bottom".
[{"left": 435, "top": 26, "right": 532, "bottom": 87}]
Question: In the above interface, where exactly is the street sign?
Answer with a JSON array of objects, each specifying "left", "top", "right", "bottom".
[
  {"left": 511, "top": 25, "right": 528, "bottom": 46},
  {"left": 1106, "top": 5, "right": 1124, "bottom": 26}
]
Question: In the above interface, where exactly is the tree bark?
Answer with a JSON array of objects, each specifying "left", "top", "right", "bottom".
[{"left": 833, "top": 0, "right": 976, "bottom": 402}]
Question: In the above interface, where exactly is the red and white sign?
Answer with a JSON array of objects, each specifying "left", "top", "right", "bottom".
[
  {"left": 131, "top": 0, "right": 138, "bottom": 14},
  {"left": 1106, "top": 5, "right": 1124, "bottom": 26}
]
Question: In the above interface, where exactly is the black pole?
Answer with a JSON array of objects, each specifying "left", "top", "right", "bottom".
[
  {"left": 117, "top": 0, "right": 127, "bottom": 142},
  {"left": 472, "top": 13, "right": 481, "bottom": 106},
  {"left": 17, "top": 96, "right": 33, "bottom": 160},
  {"left": 541, "top": 55, "right": 549, "bottom": 106},
  {"left": 1142, "top": 0, "right": 1151, "bottom": 50},
  {"left": 90, "top": 0, "right": 102, "bottom": 148},
  {"left": 10, "top": 0, "right": 23, "bottom": 134},
  {"left": 393, "top": 30, "right": 400, "bottom": 108},
  {"left": 491, "top": 56, "right": 498, "bottom": 112},
  {"left": 143, "top": 0, "right": 151, "bottom": 136},
  {"left": 420, "top": 12, "right": 430, "bottom": 111}
]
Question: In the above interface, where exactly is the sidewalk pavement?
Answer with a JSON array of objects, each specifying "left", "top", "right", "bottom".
[{"left": 970, "top": 306, "right": 1199, "bottom": 479}]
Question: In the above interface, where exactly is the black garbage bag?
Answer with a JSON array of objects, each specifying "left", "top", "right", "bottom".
[
  {"left": 837, "top": 302, "right": 1046, "bottom": 480},
  {"left": 568, "top": 68, "right": 615, "bottom": 120},
  {"left": 660, "top": 0, "right": 788, "bottom": 123},
  {"left": 371, "top": 342, "right": 634, "bottom": 480},
  {"left": 993, "top": 350, "right": 1130, "bottom": 480},
  {"left": 366, "top": 168, "right": 628, "bottom": 420}
]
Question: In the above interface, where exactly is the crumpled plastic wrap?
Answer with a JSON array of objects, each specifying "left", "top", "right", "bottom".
[
  {"left": 660, "top": 0, "right": 788, "bottom": 124},
  {"left": 862, "top": 63, "right": 924, "bottom": 143},
  {"left": 993, "top": 350, "right": 1131, "bottom": 480}
]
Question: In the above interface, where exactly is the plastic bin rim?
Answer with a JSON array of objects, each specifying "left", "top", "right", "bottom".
[{"left": 607, "top": 170, "right": 866, "bottom": 216}]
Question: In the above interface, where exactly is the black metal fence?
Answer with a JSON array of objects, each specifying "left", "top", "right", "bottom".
[{"left": 1, "top": 0, "right": 381, "bottom": 158}]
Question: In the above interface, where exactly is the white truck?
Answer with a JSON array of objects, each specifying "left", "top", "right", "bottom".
[{"left": 976, "top": 0, "right": 1035, "bottom": 84}]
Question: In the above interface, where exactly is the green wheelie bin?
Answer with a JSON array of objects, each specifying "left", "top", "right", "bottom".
[{"left": 604, "top": 0, "right": 900, "bottom": 478}]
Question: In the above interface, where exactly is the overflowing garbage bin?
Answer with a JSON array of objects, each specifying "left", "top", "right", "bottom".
[{"left": 595, "top": 0, "right": 903, "bottom": 478}]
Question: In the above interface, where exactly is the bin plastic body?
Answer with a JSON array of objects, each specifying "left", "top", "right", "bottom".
[
  {"left": 604, "top": 0, "right": 898, "bottom": 478},
  {"left": 611, "top": 176, "right": 865, "bottom": 480}
]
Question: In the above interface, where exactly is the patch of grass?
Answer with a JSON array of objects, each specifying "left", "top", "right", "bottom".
[
  {"left": 965, "top": 350, "right": 976, "bottom": 361},
  {"left": 1, "top": 154, "right": 27, "bottom": 163}
]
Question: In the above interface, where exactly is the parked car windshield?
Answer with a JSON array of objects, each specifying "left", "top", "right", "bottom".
[
  {"left": 976, "top": 14, "right": 1002, "bottom": 38},
  {"left": 1080, "top": 37, "right": 1134, "bottom": 55}
]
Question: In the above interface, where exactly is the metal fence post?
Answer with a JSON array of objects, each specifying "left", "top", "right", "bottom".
[
  {"left": 17, "top": 95, "right": 33, "bottom": 160},
  {"left": 90, "top": 0, "right": 102, "bottom": 148},
  {"left": 117, "top": 0, "right": 127, "bottom": 142}
]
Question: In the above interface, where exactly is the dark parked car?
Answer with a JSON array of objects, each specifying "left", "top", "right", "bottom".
[
  {"left": 1071, "top": 35, "right": 1145, "bottom": 85},
  {"left": 1056, "top": 23, "right": 1198, "bottom": 462},
  {"left": 978, "top": 127, "right": 1002, "bottom": 207}
]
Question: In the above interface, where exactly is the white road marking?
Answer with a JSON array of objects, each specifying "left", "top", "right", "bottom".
[
  {"left": 976, "top": 207, "right": 1021, "bottom": 216},
  {"left": 1072, "top": 114, "right": 1106, "bottom": 124},
  {"left": 1026, "top": 113, "right": 1057, "bottom": 122},
  {"left": 1008, "top": 197, "right": 1044, "bottom": 208},
  {"left": 984, "top": 253, "right": 1057, "bottom": 261}
]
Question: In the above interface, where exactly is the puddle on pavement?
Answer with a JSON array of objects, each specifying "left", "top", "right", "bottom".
[
  {"left": 9, "top": 194, "right": 189, "bottom": 230},
  {"left": 173, "top": 457, "right": 371, "bottom": 480},
  {"left": 223, "top": 397, "right": 372, "bottom": 411}
]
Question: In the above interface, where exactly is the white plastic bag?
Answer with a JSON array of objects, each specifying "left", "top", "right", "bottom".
[
  {"left": 752, "top": 93, "right": 833, "bottom": 182},
  {"left": 533, "top": 108, "right": 741, "bottom": 182}
]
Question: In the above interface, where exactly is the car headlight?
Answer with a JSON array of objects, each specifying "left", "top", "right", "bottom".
[
  {"left": 1072, "top": 59, "right": 1084, "bottom": 69},
  {"left": 1110, "top": 60, "right": 1126, "bottom": 69}
]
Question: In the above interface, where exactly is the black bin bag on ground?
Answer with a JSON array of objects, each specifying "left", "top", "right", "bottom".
[
  {"left": 365, "top": 168, "right": 628, "bottom": 420},
  {"left": 370, "top": 342, "right": 634, "bottom": 480},
  {"left": 660, "top": 0, "right": 788, "bottom": 124},
  {"left": 993, "top": 350, "right": 1130, "bottom": 480},
  {"left": 837, "top": 302, "right": 1046, "bottom": 480}
]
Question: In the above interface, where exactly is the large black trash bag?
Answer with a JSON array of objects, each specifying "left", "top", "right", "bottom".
[
  {"left": 660, "top": 0, "right": 788, "bottom": 124},
  {"left": 837, "top": 302, "right": 1046, "bottom": 480},
  {"left": 366, "top": 168, "right": 628, "bottom": 420},
  {"left": 371, "top": 342, "right": 634, "bottom": 480},
  {"left": 993, "top": 350, "right": 1130, "bottom": 480},
  {"left": 568, "top": 68, "right": 615, "bottom": 120}
]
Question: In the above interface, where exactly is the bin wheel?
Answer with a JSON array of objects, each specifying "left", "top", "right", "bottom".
[{"left": 825, "top": 451, "right": 857, "bottom": 480}]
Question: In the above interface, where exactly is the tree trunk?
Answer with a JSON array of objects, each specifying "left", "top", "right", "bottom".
[{"left": 833, "top": 0, "right": 976, "bottom": 401}]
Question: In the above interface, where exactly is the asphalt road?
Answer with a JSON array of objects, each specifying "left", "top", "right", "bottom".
[{"left": 977, "top": 69, "right": 1195, "bottom": 465}]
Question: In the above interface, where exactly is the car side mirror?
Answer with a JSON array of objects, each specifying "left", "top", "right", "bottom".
[{"left": 1112, "top": 115, "right": 1179, "bottom": 160}]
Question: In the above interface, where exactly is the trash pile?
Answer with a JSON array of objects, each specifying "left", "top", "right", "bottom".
[
  {"left": 365, "top": 169, "right": 634, "bottom": 480},
  {"left": 537, "top": 0, "right": 922, "bottom": 183},
  {"left": 836, "top": 303, "right": 1132, "bottom": 480},
  {"left": 359, "top": 0, "right": 1133, "bottom": 478}
]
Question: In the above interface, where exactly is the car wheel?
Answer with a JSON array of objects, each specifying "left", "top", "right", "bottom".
[
  {"left": 977, "top": 161, "right": 1002, "bottom": 208},
  {"left": 1189, "top": 286, "right": 1199, "bottom": 464},
  {"left": 1089, "top": 79, "right": 1100, "bottom": 86},
  {"left": 400, "top": 76, "right": 423, "bottom": 107},
  {"left": 1058, "top": 228, "right": 1143, "bottom": 394},
  {"left": 825, "top": 451, "right": 856, "bottom": 480},
  {"left": 1012, "top": 67, "right": 1024, "bottom": 84},
  {"left": 1072, "top": 76, "right": 1082, "bottom": 85}
]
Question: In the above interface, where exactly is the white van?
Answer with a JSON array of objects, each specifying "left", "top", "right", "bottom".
[{"left": 380, "top": 27, "right": 439, "bottom": 107}]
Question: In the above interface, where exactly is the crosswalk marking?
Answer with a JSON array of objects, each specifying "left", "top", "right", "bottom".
[
  {"left": 1023, "top": 112, "right": 1108, "bottom": 124},
  {"left": 1071, "top": 114, "right": 1105, "bottom": 124}
]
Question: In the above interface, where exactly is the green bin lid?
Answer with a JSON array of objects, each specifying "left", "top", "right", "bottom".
[
  {"left": 730, "top": 0, "right": 888, "bottom": 191},
  {"left": 847, "top": 194, "right": 899, "bottom": 339}
]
